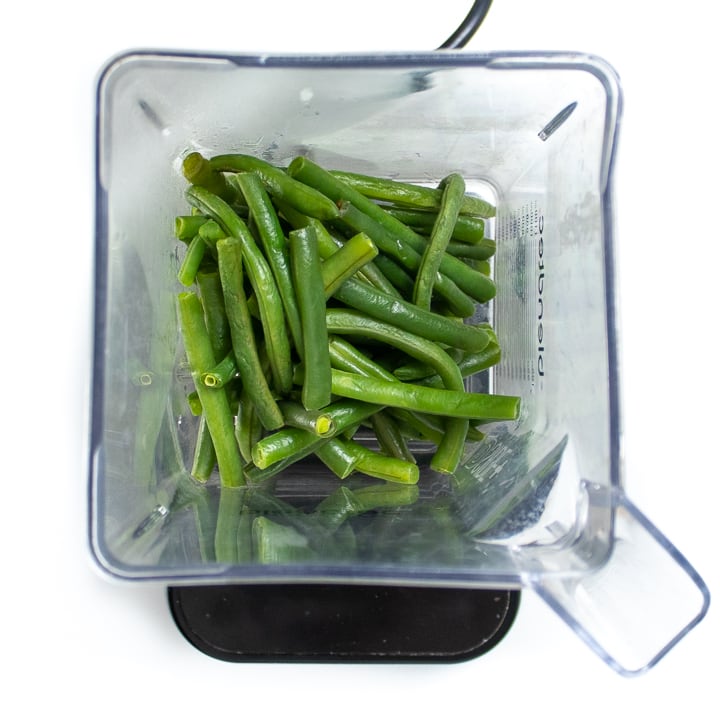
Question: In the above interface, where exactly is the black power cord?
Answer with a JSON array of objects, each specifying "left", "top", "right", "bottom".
[{"left": 438, "top": 0, "right": 493, "bottom": 49}]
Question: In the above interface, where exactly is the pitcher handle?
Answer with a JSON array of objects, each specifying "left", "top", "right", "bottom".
[{"left": 532, "top": 484, "right": 710, "bottom": 676}]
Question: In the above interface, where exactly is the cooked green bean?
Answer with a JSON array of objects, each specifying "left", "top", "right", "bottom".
[
  {"left": 250, "top": 426, "right": 326, "bottom": 470},
  {"left": 325, "top": 308, "right": 467, "bottom": 473},
  {"left": 216, "top": 237, "right": 284, "bottom": 430},
  {"left": 290, "top": 157, "right": 494, "bottom": 305},
  {"left": 186, "top": 391, "right": 202, "bottom": 416},
  {"left": 196, "top": 270, "right": 232, "bottom": 362},
  {"left": 177, "top": 234, "right": 206, "bottom": 287},
  {"left": 383, "top": 207, "right": 487, "bottom": 245},
  {"left": 328, "top": 336, "right": 398, "bottom": 382},
  {"left": 353, "top": 444, "right": 419, "bottom": 485},
  {"left": 209, "top": 153, "right": 340, "bottom": 220},
  {"left": 175, "top": 215, "right": 208, "bottom": 242},
  {"left": 176, "top": 291, "right": 244, "bottom": 488},
  {"left": 446, "top": 239, "right": 496, "bottom": 260},
  {"left": 182, "top": 151, "right": 236, "bottom": 202},
  {"left": 250, "top": 399, "right": 382, "bottom": 470},
  {"left": 190, "top": 416, "right": 216, "bottom": 482},
  {"left": 320, "top": 232, "right": 378, "bottom": 297},
  {"left": 231, "top": 171, "right": 303, "bottom": 350},
  {"left": 328, "top": 168, "right": 496, "bottom": 217},
  {"left": 289, "top": 225, "right": 332, "bottom": 410},
  {"left": 370, "top": 411, "right": 415, "bottom": 463},
  {"left": 277, "top": 199, "right": 402, "bottom": 298},
  {"left": 330, "top": 369, "right": 520, "bottom": 421},
  {"left": 332, "top": 278, "right": 490, "bottom": 352},
  {"left": 370, "top": 254, "right": 416, "bottom": 297},
  {"left": 314, "top": 437, "right": 359, "bottom": 479},
  {"left": 236, "top": 390, "right": 263, "bottom": 464},
  {"left": 335, "top": 201, "right": 476, "bottom": 317},
  {"left": 187, "top": 186, "right": 293, "bottom": 394},
  {"left": 278, "top": 400, "right": 336, "bottom": 437},
  {"left": 326, "top": 309, "right": 462, "bottom": 390},
  {"left": 201, "top": 351, "right": 237, "bottom": 388},
  {"left": 389, "top": 408, "right": 445, "bottom": 445},
  {"left": 413, "top": 173, "right": 465, "bottom": 310},
  {"left": 417, "top": 343, "right": 502, "bottom": 387},
  {"left": 198, "top": 219, "right": 227, "bottom": 244},
  {"left": 215, "top": 486, "right": 246, "bottom": 563}
]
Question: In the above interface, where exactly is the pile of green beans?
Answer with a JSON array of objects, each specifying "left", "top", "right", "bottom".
[{"left": 173, "top": 152, "right": 520, "bottom": 563}]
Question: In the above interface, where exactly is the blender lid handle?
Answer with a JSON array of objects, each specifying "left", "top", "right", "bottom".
[
  {"left": 531, "top": 484, "right": 710, "bottom": 676},
  {"left": 438, "top": 0, "right": 494, "bottom": 49}
]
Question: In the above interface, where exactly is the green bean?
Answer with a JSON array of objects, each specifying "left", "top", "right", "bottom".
[
  {"left": 250, "top": 399, "right": 381, "bottom": 470},
  {"left": 371, "top": 254, "right": 415, "bottom": 297},
  {"left": 330, "top": 369, "right": 520, "bottom": 421},
  {"left": 182, "top": 151, "right": 236, "bottom": 202},
  {"left": 383, "top": 207, "right": 487, "bottom": 245},
  {"left": 175, "top": 215, "right": 208, "bottom": 242},
  {"left": 177, "top": 234, "right": 207, "bottom": 287},
  {"left": 289, "top": 158, "right": 477, "bottom": 312},
  {"left": 445, "top": 239, "right": 496, "bottom": 260},
  {"left": 328, "top": 168, "right": 496, "bottom": 217},
  {"left": 176, "top": 291, "right": 244, "bottom": 488},
  {"left": 314, "top": 437, "right": 359, "bottom": 479},
  {"left": 417, "top": 343, "right": 502, "bottom": 387},
  {"left": 289, "top": 225, "right": 332, "bottom": 410},
  {"left": 325, "top": 308, "right": 467, "bottom": 473},
  {"left": 190, "top": 416, "right": 216, "bottom": 482},
  {"left": 370, "top": 411, "right": 415, "bottom": 463},
  {"left": 389, "top": 408, "right": 445, "bottom": 445},
  {"left": 277, "top": 199, "right": 402, "bottom": 298},
  {"left": 209, "top": 153, "right": 340, "bottom": 220},
  {"left": 472, "top": 259, "right": 492, "bottom": 275},
  {"left": 216, "top": 237, "right": 284, "bottom": 431},
  {"left": 290, "top": 158, "right": 495, "bottom": 305},
  {"left": 413, "top": 173, "right": 465, "bottom": 310},
  {"left": 186, "top": 391, "right": 202, "bottom": 416},
  {"left": 245, "top": 437, "right": 329, "bottom": 483},
  {"left": 231, "top": 171, "right": 303, "bottom": 350},
  {"left": 251, "top": 426, "right": 325, "bottom": 470},
  {"left": 335, "top": 201, "right": 476, "bottom": 317},
  {"left": 236, "top": 390, "right": 263, "bottom": 464},
  {"left": 327, "top": 336, "right": 445, "bottom": 453},
  {"left": 187, "top": 186, "right": 293, "bottom": 394},
  {"left": 320, "top": 232, "right": 378, "bottom": 297},
  {"left": 332, "top": 279, "right": 490, "bottom": 352},
  {"left": 215, "top": 486, "right": 246, "bottom": 563},
  {"left": 325, "top": 309, "right": 460, "bottom": 390},
  {"left": 196, "top": 270, "right": 232, "bottom": 362},
  {"left": 278, "top": 400, "right": 336, "bottom": 437},
  {"left": 201, "top": 351, "right": 237, "bottom": 388},
  {"left": 198, "top": 219, "right": 227, "bottom": 243},
  {"left": 328, "top": 336, "right": 398, "bottom": 382},
  {"left": 353, "top": 444, "right": 419, "bottom": 485}
]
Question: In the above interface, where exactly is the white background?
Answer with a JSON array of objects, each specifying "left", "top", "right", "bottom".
[{"left": 1, "top": 1, "right": 717, "bottom": 717}]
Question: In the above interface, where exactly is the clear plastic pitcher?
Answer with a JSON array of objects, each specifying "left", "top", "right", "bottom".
[{"left": 90, "top": 50, "right": 710, "bottom": 675}]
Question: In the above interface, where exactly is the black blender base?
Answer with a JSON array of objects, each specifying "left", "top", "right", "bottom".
[{"left": 168, "top": 584, "right": 520, "bottom": 663}]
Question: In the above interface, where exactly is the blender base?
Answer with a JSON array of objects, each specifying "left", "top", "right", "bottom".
[{"left": 168, "top": 584, "right": 520, "bottom": 662}]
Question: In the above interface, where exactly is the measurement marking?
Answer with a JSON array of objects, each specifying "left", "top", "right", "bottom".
[{"left": 538, "top": 101, "right": 577, "bottom": 141}]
